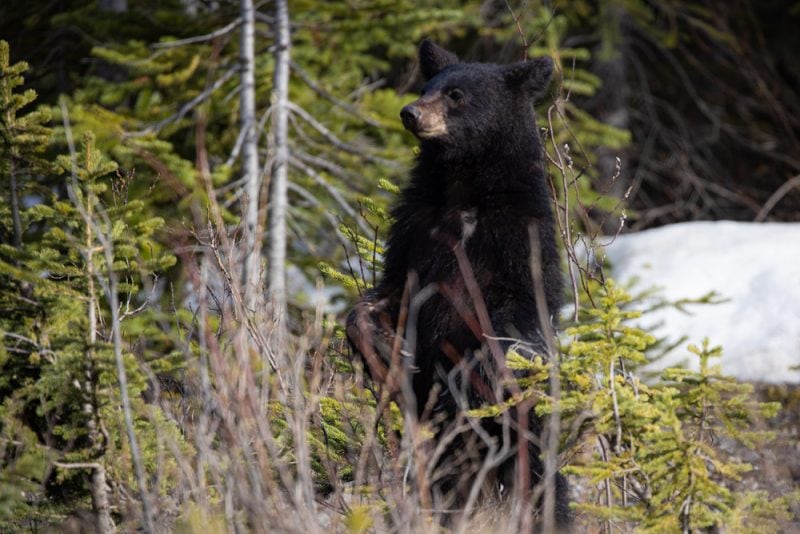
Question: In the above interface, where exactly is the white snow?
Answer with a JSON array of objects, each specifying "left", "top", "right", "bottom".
[{"left": 599, "top": 221, "right": 800, "bottom": 383}]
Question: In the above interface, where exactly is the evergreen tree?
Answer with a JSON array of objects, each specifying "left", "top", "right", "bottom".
[
  {"left": 1, "top": 41, "right": 184, "bottom": 529},
  {"left": 562, "top": 281, "right": 784, "bottom": 531},
  {"left": 0, "top": 40, "right": 54, "bottom": 521}
]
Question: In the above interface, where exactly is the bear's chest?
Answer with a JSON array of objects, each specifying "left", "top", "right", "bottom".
[
  {"left": 412, "top": 207, "right": 524, "bottom": 287},
  {"left": 431, "top": 208, "right": 478, "bottom": 246}
]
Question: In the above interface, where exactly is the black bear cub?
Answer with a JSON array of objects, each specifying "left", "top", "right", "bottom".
[{"left": 347, "top": 40, "right": 570, "bottom": 526}]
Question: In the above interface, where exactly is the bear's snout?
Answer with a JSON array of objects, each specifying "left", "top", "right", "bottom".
[
  {"left": 400, "top": 98, "right": 448, "bottom": 138},
  {"left": 400, "top": 104, "right": 421, "bottom": 132}
]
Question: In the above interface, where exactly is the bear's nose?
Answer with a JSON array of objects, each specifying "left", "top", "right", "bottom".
[{"left": 400, "top": 104, "right": 421, "bottom": 131}]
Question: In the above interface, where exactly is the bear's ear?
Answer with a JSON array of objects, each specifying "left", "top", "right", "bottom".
[
  {"left": 503, "top": 56, "right": 554, "bottom": 96},
  {"left": 419, "top": 39, "right": 459, "bottom": 80}
]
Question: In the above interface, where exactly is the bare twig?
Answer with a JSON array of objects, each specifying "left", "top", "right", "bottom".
[
  {"left": 151, "top": 17, "right": 242, "bottom": 49},
  {"left": 547, "top": 105, "right": 581, "bottom": 322},
  {"left": 286, "top": 101, "right": 401, "bottom": 169},
  {"left": 289, "top": 155, "right": 374, "bottom": 235},
  {"left": 54, "top": 461, "right": 103, "bottom": 470},
  {"left": 290, "top": 60, "right": 383, "bottom": 127},
  {"left": 755, "top": 174, "right": 800, "bottom": 222},
  {"left": 529, "top": 225, "right": 560, "bottom": 533},
  {"left": 126, "top": 68, "right": 237, "bottom": 137},
  {"left": 504, "top": 0, "right": 529, "bottom": 60}
]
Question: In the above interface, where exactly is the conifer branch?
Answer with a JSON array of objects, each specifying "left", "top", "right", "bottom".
[
  {"left": 289, "top": 60, "right": 383, "bottom": 128},
  {"left": 293, "top": 149, "right": 366, "bottom": 193},
  {"left": 286, "top": 101, "right": 401, "bottom": 169},
  {"left": 126, "top": 68, "right": 237, "bottom": 137},
  {"left": 286, "top": 181, "right": 345, "bottom": 235},
  {"left": 288, "top": 155, "right": 372, "bottom": 235}
]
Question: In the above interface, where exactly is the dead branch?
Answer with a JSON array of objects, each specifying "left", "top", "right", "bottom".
[
  {"left": 755, "top": 174, "right": 800, "bottom": 222},
  {"left": 151, "top": 18, "right": 242, "bottom": 49}
]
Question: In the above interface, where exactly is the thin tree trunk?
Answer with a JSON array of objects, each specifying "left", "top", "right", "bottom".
[
  {"left": 240, "top": 0, "right": 262, "bottom": 311},
  {"left": 594, "top": 3, "right": 630, "bottom": 221},
  {"left": 9, "top": 161, "right": 23, "bottom": 249},
  {"left": 268, "top": 0, "right": 290, "bottom": 342},
  {"left": 90, "top": 463, "right": 114, "bottom": 533},
  {"left": 9, "top": 159, "right": 34, "bottom": 300},
  {"left": 85, "top": 197, "right": 115, "bottom": 534}
]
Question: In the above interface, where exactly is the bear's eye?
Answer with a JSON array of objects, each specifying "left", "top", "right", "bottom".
[{"left": 446, "top": 88, "right": 465, "bottom": 102}]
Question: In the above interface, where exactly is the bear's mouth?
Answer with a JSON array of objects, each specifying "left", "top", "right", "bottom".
[
  {"left": 414, "top": 123, "right": 449, "bottom": 138},
  {"left": 404, "top": 115, "right": 448, "bottom": 138}
]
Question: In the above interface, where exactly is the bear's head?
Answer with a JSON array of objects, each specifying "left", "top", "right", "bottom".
[{"left": 401, "top": 40, "right": 553, "bottom": 157}]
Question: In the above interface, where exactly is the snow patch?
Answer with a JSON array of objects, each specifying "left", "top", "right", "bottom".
[{"left": 601, "top": 221, "right": 800, "bottom": 383}]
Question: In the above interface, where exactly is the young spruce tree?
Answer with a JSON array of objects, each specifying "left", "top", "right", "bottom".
[{"left": 1, "top": 40, "right": 185, "bottom": 530}]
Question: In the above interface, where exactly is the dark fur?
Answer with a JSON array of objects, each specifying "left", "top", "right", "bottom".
[{"left": 346, "top": 40, "right": 570, "bottom": 526}]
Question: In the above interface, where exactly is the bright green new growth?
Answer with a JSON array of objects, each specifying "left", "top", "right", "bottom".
[
  {"left": 559, "top": 280, "right": 783, "bottom": 531},
  {"left": 446, "top": 278, "right": 788, "bottom": 531}
]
